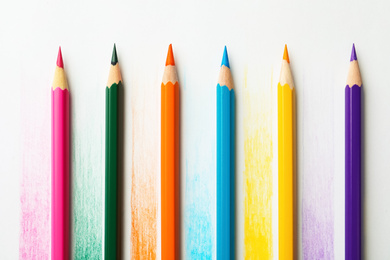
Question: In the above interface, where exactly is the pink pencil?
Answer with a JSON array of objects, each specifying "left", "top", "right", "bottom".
[{"left": 52, "top": 47, "right": 70, "bottom": 259}]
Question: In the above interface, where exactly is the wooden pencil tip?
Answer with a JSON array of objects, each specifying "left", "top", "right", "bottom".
[
  {"left": 165, "top": 44, "right": 175, "bottom": 66},
  {"left": 111, "top": 44, "right": 118, "bottom": 65},
  {"left": 350, "top": 43, "right": 357, "bottom": 62},
  {"left": 221, "top": 46, "right": 230, "bottom": 68},
  {"left": 57, "top": 46, "right": 64, "bottom": 68},
  {"left": 283, "top": 44, "right": 290, "bottom": 63}
]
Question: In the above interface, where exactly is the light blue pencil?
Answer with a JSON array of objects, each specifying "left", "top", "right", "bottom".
[{"left": 217, "top": 46, "right": 235, "bottom": 260}]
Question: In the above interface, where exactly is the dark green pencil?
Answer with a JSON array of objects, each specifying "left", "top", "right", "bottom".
[{"left": 105, "top": 44, "right": 121, "bottom": 259}]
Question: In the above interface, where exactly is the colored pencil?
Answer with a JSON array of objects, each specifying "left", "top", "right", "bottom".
[
  {"left": 216, "top": 46, "right": 235, "bottom": 260},
  {"left": 105, "top": 44, "right": 122, "bottom": 259},
  {"left": 345, "top": 44, "right": 362, "bottom": 260},
  {"left": 161, "top": 44, "right": 180, "bottom": 259},
  {"left": 278, "top": 44, "right": 295, "bottom": 259},
  {"left": 52, "top": 47, "right": 70, "bottom": 260}
]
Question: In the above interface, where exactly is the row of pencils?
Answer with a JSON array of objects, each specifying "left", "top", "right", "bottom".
[{"left": 51, "top": 44, "right": 362, "bottom": 259}]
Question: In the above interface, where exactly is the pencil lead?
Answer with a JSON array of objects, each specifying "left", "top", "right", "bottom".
[
  {"left": 221, "top": 46, "right": 230, "bottom": 68},
  {"left": 283, "top": 44, "right": 290, "bottom": 63},
  {"left": 57, "top": 46, "right": 64, "bottom": 68},
  {"left": 350, "top": 43, "right": 357, "bottom": 62},
  {"left": 111, "top": 44, "right": 118, "bottom": 65},
  {"left": 165, "top": 44, "right": 175, "bottom": 66}
]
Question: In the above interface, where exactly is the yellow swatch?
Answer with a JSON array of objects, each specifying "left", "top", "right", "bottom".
[{"left": 244, "top": 70, "right": 273, "bottom": 259}]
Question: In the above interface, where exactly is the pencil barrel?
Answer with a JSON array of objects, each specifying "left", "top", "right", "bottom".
[
  {"left": 217, "top": 85, "right": 235, "bottom": 260},
  {"left": 161, "top": 81, "right": 180, "bottom": 259},
  {"left": 105, "top": 83, "right": 119, "bottom": 259},
  {"left": 345, "top": 85, "right": 361, "bottom": 260},
  {"left": 278, "top": 83, "right": 295, "bottom": 259},
  {"left": 51, "top": 88, "right": 70, "bottom": 260}
]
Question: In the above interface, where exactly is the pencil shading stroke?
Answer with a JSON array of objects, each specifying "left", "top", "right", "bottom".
[
  {"left": 302, "top": 79, "right": 334, "bottom": 259},
  {"left": 130, "top": 106, "right": 158, "bottom": 259},
  {"left": 184, "top": 144, "right": 214, "bottom": 259},
  {"left": 19, "top": 88, "right": 51, "bottom": 259},
  {"left": 243, "top": 72, "right": 273, "bottom": 259},
  {"left": 72, "top": 89, "right": 103, "bottom": 259}
]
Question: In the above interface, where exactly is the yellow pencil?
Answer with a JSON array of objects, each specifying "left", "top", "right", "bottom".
[{"left": 278, "top": 44, "right": 295, "bottom": 260}]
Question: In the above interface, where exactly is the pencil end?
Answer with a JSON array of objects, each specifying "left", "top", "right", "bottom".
[
  {"left": 111, "top": 44, "right": 118, "bottom": 65},
  {"left": 56, "top": 47, "right": 64, "bottom": 68},
  {"left": 221, "top": 46, "right": 230, "bottom": 68},
  {"left": 165, "top": 44, "right": 175, "bottom": 66},
  {"left": 350, "top": 43, "right": 357, "bottom": 62},
  {"left": 283, "top": 44, "right": 290, "bottom": 63}
]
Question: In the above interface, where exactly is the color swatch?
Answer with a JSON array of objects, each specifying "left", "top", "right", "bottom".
[
  {"left": 20, "top": 86, "right": 51, "bottom": 259},
  {"left": 72, "top": 89, "right": 103, "bottom": 259},
  {"left": 130, "top": 91, "right": 158, "bottom": 259},
  {"left": 302, "top": 69, "right": 334, "bottom": 259},
  {"left": 183, "top": 75, "right": 215, "bottom": 259},
  {"left": 243, "top": 69, "right": 273, "bottom": 259}
]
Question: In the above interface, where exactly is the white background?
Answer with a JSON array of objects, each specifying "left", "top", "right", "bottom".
[{"left": 1, "top": 0, "right": 390, "bottom": 259}]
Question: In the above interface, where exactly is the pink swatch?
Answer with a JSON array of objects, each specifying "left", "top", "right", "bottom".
[{"left": 20, "top": 87, "right": 51, "bottom": 259}]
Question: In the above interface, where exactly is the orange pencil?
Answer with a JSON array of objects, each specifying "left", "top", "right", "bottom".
[{"left": 161, "top": 44, "right": 180, "bottom": 259}]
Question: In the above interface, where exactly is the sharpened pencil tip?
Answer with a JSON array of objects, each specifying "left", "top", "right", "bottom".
[
  {"left": 111, "top": 44, "right": 118, "bottom": 65},
  {"left": 165, "top": 44, "right": 175, "bottom": 66},
  {"left": 57, "top": 47, "right": 64, "bottom": 68},
  {"left": 283, "top": 44, "right": 290, "bottom": 63},
  {"left": 221, "top": 46, "right": 230, "bottom": 68},
  {"left": 350, "top": 43, "right": 357, "bottom": 62}
]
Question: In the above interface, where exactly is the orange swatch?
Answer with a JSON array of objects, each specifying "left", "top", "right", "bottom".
[{"left": 130, "top": 107, "right": 158, "bottom": 259}]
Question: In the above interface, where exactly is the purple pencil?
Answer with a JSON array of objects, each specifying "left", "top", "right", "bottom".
[{"left": 345, "top": 44, "right": 362, "bottom": 260}]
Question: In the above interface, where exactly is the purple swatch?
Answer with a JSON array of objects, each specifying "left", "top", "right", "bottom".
[
  {"left": 302, "top": 150, "right": 335, "bottom": 259},
  {"left": 302, "top": 78, "right": 334, "bottom": 259}
]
